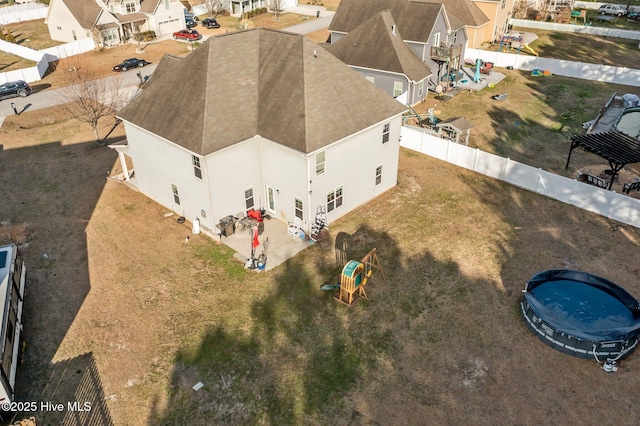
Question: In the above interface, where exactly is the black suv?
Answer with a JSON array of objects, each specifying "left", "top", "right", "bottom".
[
  {"left": 0, "top": 80, "right": 32, "bottom": 100},
  {"left": 202, "top": 18, "right": 220, "bottom": 29}
]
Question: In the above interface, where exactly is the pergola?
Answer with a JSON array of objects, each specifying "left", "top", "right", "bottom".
[{"left": 566, "top": 131, "right": 640, "bottom": 190}]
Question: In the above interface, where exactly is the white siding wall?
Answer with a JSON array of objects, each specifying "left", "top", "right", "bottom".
[
  {"left": 308, "top": 116, "right": 403, "bottom": 224},
  {"left": 205, "top": 137, "right": 263, "bottom": 226},
  {"left": 258, "top": 138, "right": 308, "bottom": 223},
  {"left": 123, "top": 123, "right": 212, "bottom": 226},
  {"left": 124, "top": 115, "right": 403, "bottom": 231},
  {"left": 148, "top": 0, "right": 187, "bottom": 38},
  {"left": 46, "top": 3, "right": 90, "bottom": 43}
]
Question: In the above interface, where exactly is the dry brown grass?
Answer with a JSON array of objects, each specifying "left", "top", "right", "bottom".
[
  {"left": 2, "top": 5, "right": 640, "bottom": 425},
  {"left": 2, "top": 97, "right": 640, "bottom": 425}
]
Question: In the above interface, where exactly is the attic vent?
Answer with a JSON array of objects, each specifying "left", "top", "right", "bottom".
[{"left": 392, "top": 24, "right": 396, "bottom": 35}]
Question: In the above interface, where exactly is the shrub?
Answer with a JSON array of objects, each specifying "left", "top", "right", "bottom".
[{"left": 134, "top": 31, "right": 156, "bottom": 42}]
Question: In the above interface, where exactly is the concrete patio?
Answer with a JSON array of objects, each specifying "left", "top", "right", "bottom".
[{"left": 219, "top": 218, "right": 314, "bottom": 272}]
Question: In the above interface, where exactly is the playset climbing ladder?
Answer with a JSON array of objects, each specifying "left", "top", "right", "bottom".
[{"left": 335, "top": 248, "right": 387, "bottom": 306}]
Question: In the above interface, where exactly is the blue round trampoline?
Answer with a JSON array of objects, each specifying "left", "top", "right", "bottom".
[{"left": 521, "top": 270, "right": 640, "bottom": 361}]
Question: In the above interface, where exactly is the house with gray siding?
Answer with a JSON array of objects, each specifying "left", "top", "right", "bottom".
[
  {"left": 325, "top": 10, "right": 433, "bottom": 105},
  {"left": 329, "top": 0, "right": 468, "bottom": 90},
  {"left": 111, "top": 29, "right": 407, "bottom": 235}
]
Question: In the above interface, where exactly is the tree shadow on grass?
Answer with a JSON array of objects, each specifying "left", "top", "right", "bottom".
[
  {"left": 0, "top": 140, "right": 117, "bottom": 422},
  {"left": 149, "top": 227, "right": 403, "bottom": 424}
]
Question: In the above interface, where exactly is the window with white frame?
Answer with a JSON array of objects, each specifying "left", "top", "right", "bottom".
[
  {"left": 315, "top": 150, "right": 326, "bottom": 176},
  {"left": 375, "top": 165, "right": 382, "bottom": 185},
  {"left": 393, "top": 81, "right": 403, "bottom": 98},
  {"left": 382, "top": 123, "right": 390, "bottom": 144},
  {"left": 125, "top": 2, "right": 135, "bottom": 13},
  {"left": 418, "top": 80, "right": 424, "bottom": 97},
  {"left": 433, "top": 32, "right": 440, "bottom": 47},
  {"left": 165, "top": 0, "right": 170, "bottom": 10},
  {"left": 245, "top": 187, "right": 254, "bottom": 210},
  {"left": 295, "top": 198, "right": 303, "bottom": 220},
  {"left": 453, "top": 31, "right": 458, "bottom": 44},
  {"left": 192, "top": 155, "right": 202, "bottom": 179},
  {"left": 171, "top": 184, "right": 180, "bottom": 205},
  {"left": 103, "top": 28, "right": 118, "bottom": 44},
  {"left": 327, "top": 186, "right": 343, "bottom": 212},
  {"left": 365, "top": 76, "right": 375, "bottom": 84},
  {"left": 501, "top": 0, "right": 506, "bottom": 9}
]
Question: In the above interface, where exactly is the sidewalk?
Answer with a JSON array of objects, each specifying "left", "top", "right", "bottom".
[{"left": 283, "top": 6, "right": 335, "bottom": 35}]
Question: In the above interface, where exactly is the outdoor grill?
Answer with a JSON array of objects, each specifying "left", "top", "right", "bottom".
[{"left": 218, "top": 215, "right": 236, "bottom": 237}]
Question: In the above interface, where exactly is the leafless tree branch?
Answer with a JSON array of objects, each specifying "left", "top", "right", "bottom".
[{"left": 57, "top": 57, "right": 125, "bottom": 143}]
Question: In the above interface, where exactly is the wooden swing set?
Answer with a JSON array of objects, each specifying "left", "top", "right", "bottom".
[{"left": 335, "top": 248, "right": 387, "bottom": 306}]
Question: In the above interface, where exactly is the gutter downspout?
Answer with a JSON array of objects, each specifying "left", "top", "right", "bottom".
[
  {"left": 203, "top": 155, "right": 216, "bottom": 236},
  {"left": 306, "top": 153, "right": 312, "bottom": 235}
]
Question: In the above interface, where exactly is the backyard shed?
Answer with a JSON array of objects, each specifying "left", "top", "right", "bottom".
[{"left": 435, "top": 117, "right": 473, "bottom": 145}]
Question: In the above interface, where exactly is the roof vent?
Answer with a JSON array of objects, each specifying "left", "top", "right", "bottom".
[
  {"left": 313, "top": 49, "right": 317, "bottom": 58},
  {"left": 392, "top": 24, "right": 396, "bottom": 35}
]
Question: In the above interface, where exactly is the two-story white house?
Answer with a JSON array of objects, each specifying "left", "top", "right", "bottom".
[
  {"left": 46, "top": 0, "right": 186, "bottom": 45},
  {"left": 110, "top": 29, "right": 407, "bottom": 234}
]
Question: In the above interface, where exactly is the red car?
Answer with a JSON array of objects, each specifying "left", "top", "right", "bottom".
[{"left": 173, "top": 29, "right": 202, "bottom": 41}]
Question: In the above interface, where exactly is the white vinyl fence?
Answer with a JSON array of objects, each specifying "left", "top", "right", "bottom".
[
  {"left": 465, "top": 48, "right": 640, "bottom": 87},
  {"left": 0, "top": 38, "right": 95, "bottom": 83},
  {"left": 510, "top": 19, "right": 640, "bottom": 40},
  {"left": 400, "top": 126, "right": 640, "bottom": 228},
  {"left": 0, "top": 3, "right": 48, "bottom": 25}
]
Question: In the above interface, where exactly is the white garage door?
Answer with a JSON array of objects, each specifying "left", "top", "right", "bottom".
[{"left": 157, "top": 18, "right": 182, "bottom": 38}]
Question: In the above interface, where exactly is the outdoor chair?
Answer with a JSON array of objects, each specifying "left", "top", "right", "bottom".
[
  {"left": 287, "top": 217, "right": 302, "bottom": 238},
  {"left": 235, "top": 212, "right": 251, "bottom": 231},
  {"left": 623, "top": 181, "right": 640, "bottom": 194},
  {"left": 586, "top": 173, "right": 607, "bottom": 189}
]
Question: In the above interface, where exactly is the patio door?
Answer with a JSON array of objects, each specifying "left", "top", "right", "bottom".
[{"left": 265, "top": 185, "right": 276, "bottom": 215}]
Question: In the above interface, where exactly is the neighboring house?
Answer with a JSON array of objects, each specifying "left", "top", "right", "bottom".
[
  {"left": 324, "top": 10, "right": 433, "bottom": 105},
  {"left": 329, "top": 0, "right": 467, "bottom": 89},
  {"left": 471, "top": 0, "right": 516, "bottom": 45},
  {"left": 230, "top": 0, "right": 298, "bottom": 16},
  {"left": 437, "top": 0, "right": 492, "bottom": 48},
  {"left": 45, "top": 0, "right": 186, "bottom": 46},
  {"left": 111, "top": 29, "right": 407, "bottom": 233}
]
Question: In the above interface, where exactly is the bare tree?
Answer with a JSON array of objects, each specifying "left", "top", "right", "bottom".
[
  {"left": 57, "top": 57, "right": 126, "bottom": 143},
  {"left": 200, "top": 0, "right": 230, "bottom": 18},
  {"left": 270, "top": 0, "right": 285, "bottom": 20}
]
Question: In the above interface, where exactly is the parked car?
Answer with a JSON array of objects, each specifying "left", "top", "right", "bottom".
[
  {"left": 173, "top": 29, "right": 202, "bottom": 41},
  {"left": 598, "top": 4, "right": 627, "bottom": 16},
  {"left": 0, "top": 80, "right": 32, "bottom": 100},
  {"left": 112, "top": 58, "right": 151, "bottom": 72},
  {"left": 186, "top": 17, "right": 197, "bottom": 28},
  {"left": 202, "top": 18, "right": 220, "bottom": 29}
]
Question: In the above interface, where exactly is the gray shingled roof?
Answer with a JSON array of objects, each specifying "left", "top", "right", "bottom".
[
  {"left": 139, "top": 0, "right": 161, "bottom": 14},
  {"left": 118, "top": 29, "right": 407, "bottom": 156},
  {"left": 325, "top": 10, "right": 432, "bottom": 82},
  {"left": 142, "top": 54, "right": 182, "bottom": 88},
  {"left": 61, "top": 0, "right": 102, "bottom": 29},
  {"left": 329, "top": 0, "right": 446, "bottom": 42},
  {"left": 431, "top": 0, "right": 489, "bottom": 27}
]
